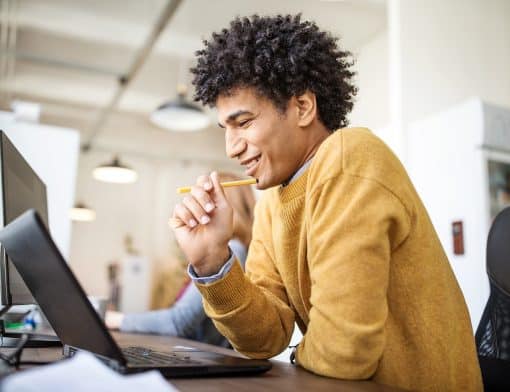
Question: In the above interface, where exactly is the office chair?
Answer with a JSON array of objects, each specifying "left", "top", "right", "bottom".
[{"left": 475, "top": 206, "right": 510, "bottom": 391}]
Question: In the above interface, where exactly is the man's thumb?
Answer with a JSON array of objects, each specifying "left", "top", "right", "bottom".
[{"left": 210, "top": 171, "right": 227, "bottom": 204}]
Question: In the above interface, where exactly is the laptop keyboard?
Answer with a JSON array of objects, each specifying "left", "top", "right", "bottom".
[{"left": 122, "top": 346, "right": 202, "bottom": 366}]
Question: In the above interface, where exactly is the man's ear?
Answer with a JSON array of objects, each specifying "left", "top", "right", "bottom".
[{"left": 296, "top": 91, "right": 317, "bottom": 128}]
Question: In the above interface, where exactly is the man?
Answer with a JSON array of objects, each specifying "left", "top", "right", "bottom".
[{"left": 170, "top": 14, "right": 482, "bottom": 391}]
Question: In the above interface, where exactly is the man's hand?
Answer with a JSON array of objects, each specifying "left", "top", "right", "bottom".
[
  {"left": 170, "top": 171, "right": 233, "bottom": 276},
  {"left": 105, "top": 310, "right": 124, "bottom": 330}
]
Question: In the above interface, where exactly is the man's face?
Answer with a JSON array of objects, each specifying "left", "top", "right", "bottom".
[{"left": 217, "top": 88, "right": 310, "bottom": 189}]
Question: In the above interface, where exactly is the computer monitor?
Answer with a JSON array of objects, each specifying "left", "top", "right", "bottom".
[
  {"left": 0, "top": 130, "right": 49, "bottom": 310},
  {"left": 0, "top": 131, "right": 60, "bottom": 347}
]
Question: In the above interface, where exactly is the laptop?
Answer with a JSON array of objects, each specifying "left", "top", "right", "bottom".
[{"left": 0, "top": 209, "right": 272, "bottom": 377}]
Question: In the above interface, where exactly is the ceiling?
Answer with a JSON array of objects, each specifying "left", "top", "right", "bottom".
[{"left": 0, "top": 0, "right": 386, "bottom": 161}]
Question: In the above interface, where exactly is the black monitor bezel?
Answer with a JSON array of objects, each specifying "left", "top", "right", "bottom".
[{"left": 0, "top": 130, "right": 49, "bottom": 309}]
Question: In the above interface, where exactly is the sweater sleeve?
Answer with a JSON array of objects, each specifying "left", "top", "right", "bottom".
[
  {"left": 296, "top": 173, "right": 410, "bottom": 379},
  {"left": 195, "top": 196, "right": 296, "bottom": 358}
]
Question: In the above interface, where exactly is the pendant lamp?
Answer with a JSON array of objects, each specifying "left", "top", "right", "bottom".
[
  {"left": 150, "top": 84, "right": 210, "bottom": 132},
  {"left": 70, "top": 202, "right": 96, "bottom": 222},
  {"left": 93, "top": 156, "right": 138, "bottom": 184}
]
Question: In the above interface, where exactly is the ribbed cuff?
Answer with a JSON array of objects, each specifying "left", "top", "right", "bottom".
[{"left": 195, "top": 260, "right": 251, "bottom": 313}]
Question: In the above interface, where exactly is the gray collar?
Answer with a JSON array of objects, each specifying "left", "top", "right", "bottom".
[{"left": 282, "top": 159, "right": 313, "bottom": 187}]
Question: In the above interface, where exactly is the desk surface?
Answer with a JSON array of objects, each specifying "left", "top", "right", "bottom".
[{"left": 15, "top": 332, "right": 402, "bottom": 391}]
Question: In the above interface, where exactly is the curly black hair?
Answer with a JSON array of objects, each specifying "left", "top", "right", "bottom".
[{"left": 191, "top": 14, "right": 357, "bottom": 131}]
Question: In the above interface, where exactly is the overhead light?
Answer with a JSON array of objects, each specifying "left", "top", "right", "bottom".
[
  {"left": 70, "top": 203, "right": 96, "bottom": 222},
  {"left": 93, "top": 156, "right": 138, "bottom": 184},
  {"left": 150, "top": 85, "right": 210, "bottom": 132}
]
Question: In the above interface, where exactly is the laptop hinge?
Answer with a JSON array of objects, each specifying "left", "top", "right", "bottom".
[{"left": 63, "top": 344, "right": 127, "bottom": 373}]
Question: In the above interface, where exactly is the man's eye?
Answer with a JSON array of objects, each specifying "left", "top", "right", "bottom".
[{"left": 239, "top": 119, "right": 251, "bottom": 127}]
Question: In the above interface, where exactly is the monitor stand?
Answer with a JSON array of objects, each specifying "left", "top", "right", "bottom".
[{"left": 0, "top": 309, "right": 62, "bottom": 348}]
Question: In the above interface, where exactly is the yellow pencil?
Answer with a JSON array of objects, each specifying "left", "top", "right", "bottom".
[{"left": 176, "top": 178, "right": 257, "bottom": 194}]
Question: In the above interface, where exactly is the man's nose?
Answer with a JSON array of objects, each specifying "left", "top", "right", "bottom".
[{"left": 225, "top": 129, "right": 245, "bottom": 159}]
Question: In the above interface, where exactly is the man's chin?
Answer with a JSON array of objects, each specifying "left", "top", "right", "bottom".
[
  {"left": 255, "top": 175, "right": 279, "bottom": 190},
  {"left": 255, "top": 180, "right": 267, "bottom": 190}
]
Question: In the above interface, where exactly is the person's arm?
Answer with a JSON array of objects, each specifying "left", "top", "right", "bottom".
[
  {"left": 118, "top": 239, "right": 250, "bottom": 336},
  {"left": 195, "top": 195, "right": 296, "bottom": 358},
  {"left": 120, "top": 284, "right": 208, "bottom": 338},
  {"left": 295, "top": 173, "right": 410, "bottom": 379}
]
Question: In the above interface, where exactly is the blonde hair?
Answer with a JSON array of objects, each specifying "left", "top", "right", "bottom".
[{"left": 218, "top": 172, "right": 256, "bottom": 247}]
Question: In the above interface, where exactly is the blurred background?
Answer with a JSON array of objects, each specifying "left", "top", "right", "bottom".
[{"left": 0, "top": 0, "right": 509, "bottom": 340}]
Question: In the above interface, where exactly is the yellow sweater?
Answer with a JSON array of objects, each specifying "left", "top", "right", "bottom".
[{"left": 196, "top": 128, "right": 482, "bottom": 391}]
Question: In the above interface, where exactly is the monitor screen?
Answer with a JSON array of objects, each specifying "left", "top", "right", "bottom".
[{"left": 0, "top": 131, "right": 49, "bottom": 306}]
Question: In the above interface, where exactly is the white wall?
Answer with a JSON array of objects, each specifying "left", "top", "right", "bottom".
[
  {"left": 0, "top": 111, "right": 79, "bottom": 258},
  {"left": 399, "top": 0, "right": 510, "bottom": 129},
  {"left": 350, "top": 31, "right": 389, "bottom": 131},
  {"left": 407, "top": 98, "right": 490, "bottom": 329}
]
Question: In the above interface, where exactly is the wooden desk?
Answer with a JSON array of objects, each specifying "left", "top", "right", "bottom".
[{"left": 15, "top": 332, "right": 402, "bottom": 391}]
